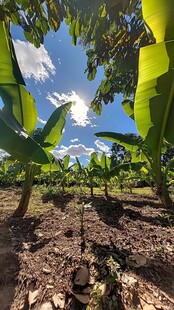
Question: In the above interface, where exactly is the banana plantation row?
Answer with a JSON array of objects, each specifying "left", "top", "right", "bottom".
[
  {"left": 0, "top": 145, "right": 174, "bottom": 217},
  {"left": 0, "top": 0, "right": 174, "bottom": 217}
]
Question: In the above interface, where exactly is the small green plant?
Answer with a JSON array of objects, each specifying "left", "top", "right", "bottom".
[
  {"left": 75, "top": 201, "right": 92, "bottom": 260},
  {"left": 164, "top": 213, "right": 174, "bottom": 229},
  {"left": 74, "top": 200, "right": 87, "bottom": 260},
  {"left": 106, "top": 256, "right": 121, "bottom": 283},
  {"left": 89, "top": 285, "right": 103, "bottom": 310},
  {"left": 40, "top": 185, "right": 60, "bottom": 202}
]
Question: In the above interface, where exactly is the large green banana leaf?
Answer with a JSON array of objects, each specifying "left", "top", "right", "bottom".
[
  {"left": 63, "top": 155, "right": 70, "bottom": 170},
  {"left": 0, "top": 111, "right": 49, "bottom": 164},
  {"left": 95, "top": 132, "right": 149, "bottom": 164},
  {"left": 122, "top": 99, "right": 134, "bottom": 120},
  {"left": 134, "top": 0, "right": 174, "bottom": 158},
  {"left": 0, "top": 84, "right": 37, "bottom": 134},
  {"left": 95, "top": 132, "right": 140, "bottom": 152},
  {"left": 89, "top": 152, "right": 100, "bottom": 168},
  {"left": 41, "top": 152, "right": 60, "bottom": 172},
  {"left": 75, "top": 156, "right": 83, "bottom": 170},
  {"left": 0, "top": 21, "right": 37, "bottom": 134},
  {"left": 110, "top": 162, "right": 145, "bottom": 177},
  {"left": 35, "top": 102, "right": 71, "bottom": 151},
  {"left": 0, "top": 20, "right": 25, "bottom": 85},
  {"left": 100, "top": 152, "right": 109, "bottom": 170}
]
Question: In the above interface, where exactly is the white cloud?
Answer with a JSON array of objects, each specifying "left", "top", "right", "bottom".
[
  {"left": 37, "top": 88, "right": 42, "bottom": 95},
  {"left": 38, "top": 117, "right": 47, "bottom": 125},
  {"left": 58, "top": 58, "right": 61, "bottom": 65},
  {"left": 94, "top": 140, "right": 110, "bottom": 153},
  {"left": 13, "top": 40, "right": 56, "bottom": 82},
  {"left": 53, "top": 144, "right": 95, "bottom": 159},
  {"left": 0, "top": 149, "right": 9, "bottom": 159},
  {"left": 70, "top": 138, "right": 79, "bottom": 142},
  {"left": 69, "top": 161, "right": 75, "bottom": 167},
  {"left": 90, "top": 124, "right": 99, "bottom": 128},
  {"left": 46, "top": 91, "right": 91, "bottom": 127}
]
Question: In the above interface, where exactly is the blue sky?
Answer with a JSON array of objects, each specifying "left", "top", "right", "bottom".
[{"left": 10, "top": 22, "right": 137, "bottom": 165}]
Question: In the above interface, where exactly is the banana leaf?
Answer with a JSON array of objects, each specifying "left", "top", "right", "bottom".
[
  {"left": 89, "top": 152, "right": 100, "bottom": 168},
  {"left": 110, "top": 162, "right": 145, "bottom": 177},
  {"left": 63, "top": 155, "right": 70, "bottom": 170},
  {"left": 35, "top": 102, "right": 71, "bottom": 151},
  {"left": 0, "top": 20, "right": 37, "bottom": 134},
  {"left": 0, "top": 110, "right": 49, "bottom": 164},
  {"left": 75, "top": 156, "right": 83, "bottom": 170},
  {"left": 0, "top": 21, "right": 25, "bottom": 85},
  {"left": 135, "top": 0, "right": 174, "bottom": 159},
  {"left": 122, "top": 99, "right": 134, "bottom": 120},
  {"left": 95, "top": 132, "right": 140, "bottom": 152}
]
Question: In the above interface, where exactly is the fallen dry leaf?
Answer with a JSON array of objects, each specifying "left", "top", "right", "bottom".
[
  {"left": 141, "top": 303, "right": 156, "bottom": 310},
  {"left": 28, "top": 284, "right": 39, "bottom": 307},
  {"left": 126, "top": 254, "right": 147, "bottom": 268},
  {"left": 43, "top": 268, "right": 51, "bottom": 274},
  {"left": 74, "top": 266, "right": 89, "bottom": 286},
  {"left": 99, "top": 283, "right": 111, "bottom": 296},
  {"left": 121, "top": 274, "right": 138, "bottom": 286},
  {"left": 39, "top": 302, "right": 54, "bottom": 310},
  {"left": 72, "top": 292, "right": 90, "bottom": 304},
  {"left": 52, "top": 293, "right": 65, "bottom": 309}
]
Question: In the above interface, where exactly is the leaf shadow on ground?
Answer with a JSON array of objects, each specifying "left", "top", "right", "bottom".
[
  {"left": 0, "top": 217, "right": 19, "bottom": 310},
  {"left": 79, "top": 194, "right": 174, "bottom": 303},
  {"left": 88, "top": 240, "right": 174, "bottom": 303},
  {"left": 0, "top": 214, "right": 51, "bottom": 310},
  {"left": 42, "top": 192, "right": 75, "bottom": 212},
  {"left": 84, "top": 195, "right": 172, "bottom": 229}
]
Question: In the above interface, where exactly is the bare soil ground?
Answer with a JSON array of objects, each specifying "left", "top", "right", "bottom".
[{"left": 0, "top": 187, "right": 174, "bottom": 310}]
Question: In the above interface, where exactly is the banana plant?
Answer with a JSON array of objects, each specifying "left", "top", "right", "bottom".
[
  {"left": 12, "top": 101, "right": 71, "bottom": 217},
  {"left": 75, "top": 153, "right": 100, "bottom": 196},
  {"left": 134, "top": 0, "right": 174, "bottom": 207},
  {"left": 56, "top": 155, "right": 74, "bottom": 192},
  {"left": 0, "top": 19, "right": 71, "bottom": 216},
  {"left": 89, "top": 152, "right": 144, "bottom": 197},
  {"left": 96, "top": 0, "right": 174, "bottom": 207}
]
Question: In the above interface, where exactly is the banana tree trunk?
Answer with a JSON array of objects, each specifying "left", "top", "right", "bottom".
[
  {"left": 61, "top": 179, "right": 65, "bottom": 192},
  {"left": 89, "top": 177, "right": 94, "bottom": 196},
  {"left": 104, "top": 179, "right": 108, "bottom": 197},
  {"left": 155, "top": 167, "right": 173, "bottom": 208},
  {"left": 156, "top": 183, "right": 172, "bottom": 208},
  {"left": 13, "top": 164, "right": 36, "bottom": 217}
]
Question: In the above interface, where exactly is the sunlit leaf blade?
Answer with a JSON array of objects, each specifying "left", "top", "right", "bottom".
[
  {"left": 110, "top": 162, "right": 145, "bottom": 177},
  {"left": 0, "top": 21, "right": 25, "bottom": 85},
  {"left": 95, "top": 132, "right": 140, "bottom": 152},
  {"left": 142, "top": 0, "right": 174, "bottom": 43},
  {"left": 0, "top": 84, "right": 37, "bottom": 135},
  {"left": 89, "top": 152, "right": 100, "bottom": 167},
  {"left": 41, "top": 152, "right": 59, "bottom": 171},
  {"left": 122, "top": 99, "right": 134, "bottom": 120},
  {"left": 75, "top": 156, "right": 82, "bottom": 170},
  {"left": 135, "top": 0, "right": 174, "bottom": 157},
  {"left": 36, "top": 102, "right": 71, "bottom": 151},
  {"left": 0, "top": 111, "right": 49, "bottom": 164},
  {"left": 134, "top": 41, "right": 174, "bottom": 152},
  {"left": 131, "top": 151, "right": 147, "bottom": 163},
  {"left": 0, "top": 20, "right": 37, "bottom": 134},
  {"left": 100, "top": 152, "right": 110, "bottom": 171},
  {"left": 63, "top": 155, "right": 70, "bottom": 170}
]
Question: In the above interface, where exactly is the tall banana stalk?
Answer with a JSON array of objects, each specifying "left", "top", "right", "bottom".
[
  {"left": 96, "top": 0, "right": 174, "bottom": 207},
  {"left": 0, "top": 19, "right": 71, "bottom": 216}
]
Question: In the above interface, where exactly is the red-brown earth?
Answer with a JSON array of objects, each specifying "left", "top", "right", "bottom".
[{"left": 0, "top": 187, "right": 174, "bottom": 309}]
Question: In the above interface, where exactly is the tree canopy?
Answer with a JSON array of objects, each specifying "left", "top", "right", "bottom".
[{"left": 0, "top": 0, "right": 152, "bottom": 113}]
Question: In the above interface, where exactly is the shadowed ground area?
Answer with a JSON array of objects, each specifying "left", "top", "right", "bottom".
[{"left": 0, "top": 187, "right": 174, "bottom": 309}]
